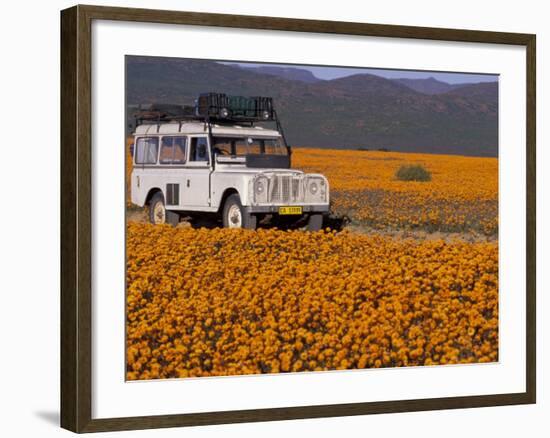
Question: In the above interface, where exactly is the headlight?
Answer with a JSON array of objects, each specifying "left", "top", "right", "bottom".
[
  {"left": 255, "top": 180, "right": 265, "bottom": 194},
  {"left": 305, "top": 177, "right": 328, "bottom": 203},
  {"left": 252, "top": 177, "right": 268, "bottom": 203},
  {"left": 309, "top": 182, "right": 318, "bottom": 195}
]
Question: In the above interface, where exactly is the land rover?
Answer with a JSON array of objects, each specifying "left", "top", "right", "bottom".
[{"left": 130, "top": 93, "right": 330, "bottom": 231}]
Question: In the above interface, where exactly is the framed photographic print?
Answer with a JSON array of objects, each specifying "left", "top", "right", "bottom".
[{"left": 60, "top": 4, "right": 536, "bottom": 433}]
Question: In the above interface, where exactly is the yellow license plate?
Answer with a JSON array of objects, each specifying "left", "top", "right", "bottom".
[{"left": 279, "top": 206, "right": 303, "bottom": 215}]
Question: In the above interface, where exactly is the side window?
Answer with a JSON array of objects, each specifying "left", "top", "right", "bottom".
[
  {"left": 190, "top": 137, "right": 209, "bottom": 163},
  {"left": 173, "top": 138, "right": 187, "bottom": 164},
  {"left": 135, "top": 137, "right": 159, "bottom": 164},
  {"left": 160, "top": 136, "right": 187, "bottom": 164}
]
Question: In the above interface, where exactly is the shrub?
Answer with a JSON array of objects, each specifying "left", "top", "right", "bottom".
[{"left": 395, "top": 164, "right": 432, "bottom": 182}]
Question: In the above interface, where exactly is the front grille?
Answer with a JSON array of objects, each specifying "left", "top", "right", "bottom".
[
  {"left": 292, "top": 179, "right": 300, "bottom": 199},
  {"left": 270, "top": 176, "right": 280, "bottom": 202},
  {"left": 267, "top": 175, "right": 302, "bottom": 204},
  {"left": 282, "top": 177, "right": 290, "bottom": 203}
]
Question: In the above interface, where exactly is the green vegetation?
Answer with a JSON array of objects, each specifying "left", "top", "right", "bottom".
[{"left": 395, "top": 164, "right": 432, "bottom": 182}]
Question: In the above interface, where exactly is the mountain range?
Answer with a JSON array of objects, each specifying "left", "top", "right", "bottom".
[
  {"left": 230, "top": 65, "right": 481, "bottom": 95},
  {"left": 126, "top": 57, "right": 498, "bottom": 157},
  {"left": 227, "top": 64, "right": 322, "bottom": 83}
]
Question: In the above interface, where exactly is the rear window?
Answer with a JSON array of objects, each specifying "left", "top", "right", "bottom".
[{"left": 135, "top": 137, "right": 159, "bottom": 164}]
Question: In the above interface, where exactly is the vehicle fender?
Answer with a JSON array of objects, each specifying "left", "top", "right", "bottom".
[{"left": 210, "top": 173, "right": 252, "bottom": 209}]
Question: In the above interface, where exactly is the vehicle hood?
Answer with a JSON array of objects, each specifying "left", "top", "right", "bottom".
[{"left": 214, "top": 168, "right": 305, "bottom": 176}]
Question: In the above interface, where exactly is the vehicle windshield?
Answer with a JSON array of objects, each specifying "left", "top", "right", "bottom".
[{"left": 212, "top": 136, "right": 287, "bottom": 157}]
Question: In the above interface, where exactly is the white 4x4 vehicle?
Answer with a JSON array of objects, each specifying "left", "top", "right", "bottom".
[{"left": 130, "top": 93, "right": 329, "bottom": 231}]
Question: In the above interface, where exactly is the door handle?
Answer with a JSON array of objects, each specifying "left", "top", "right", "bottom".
[{"left": 186, "top": 179, "right": 190, "bottom": 188}]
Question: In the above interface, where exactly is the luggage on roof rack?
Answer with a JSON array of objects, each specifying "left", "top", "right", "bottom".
[
  {"left": 196, "top": 93, "right": 274, "bottom": 122},
  {"left": 132, "top": 93, "right": 278, "bottom": 128}
]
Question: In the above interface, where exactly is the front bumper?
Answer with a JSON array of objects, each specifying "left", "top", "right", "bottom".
[{"left": 244, "top": 204, "right": 330, "bottom": 214}]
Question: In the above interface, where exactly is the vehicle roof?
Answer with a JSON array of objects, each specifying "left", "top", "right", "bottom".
[{"left": 134, "top": 121, "right": 281, "bottom": 137}]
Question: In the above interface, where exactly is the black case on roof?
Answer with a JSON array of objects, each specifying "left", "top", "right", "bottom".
[{"left": 196, "top": 93, "right": 274, "bottom": 121}]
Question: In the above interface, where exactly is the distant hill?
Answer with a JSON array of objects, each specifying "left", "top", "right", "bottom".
[
  {"left": 391, "top": 77, "right": 462, "bottom": 94},
  {"left": 444, "top": 82, "right": 499, "bottom": 107},
  {"left": 228, "top": 64, "right": 321, "bottom": 83},
  {"left": 229, "top": 67, "right": 485, "bottom": 96},
  {"left": 126, "top": 56, "right": 498, "bottom": 156}
]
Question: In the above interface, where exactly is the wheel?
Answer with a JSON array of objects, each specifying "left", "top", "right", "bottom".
[
  {"left": 149, "top": 192, "right": 179, "bottom": 226},
  {"left": 307, "top": 213, "right": 323, "bottom": 231},
  {"left": 222, "top": 194, "right": 257, "bottom": 230}
]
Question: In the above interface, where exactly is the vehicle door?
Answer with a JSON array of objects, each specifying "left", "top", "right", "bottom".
[
  {"left": 158, "top": 135, "right": 188, "bottom": 209},
  {"left": 182, "top": 135, "right": 212, "bottom": 208}
]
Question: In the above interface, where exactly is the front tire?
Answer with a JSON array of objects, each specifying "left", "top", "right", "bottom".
[
  {"left": 307, "top": 213, "right": 323, "bottom": 231},
  {"left": 149, "top": 192, "right": 179, "bottom": 226},
  {"left": 222, "top": 194, "right": 257, "bottom": 230}
]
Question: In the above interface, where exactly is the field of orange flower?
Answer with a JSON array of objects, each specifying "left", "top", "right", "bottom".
[
  {"left": 126, "top": 222, "right": 498, "bottom": 380},
  {"left": 293, "top": 148, "right": 498, "bottom": 235},
  {"left": 126, "top": 140, "right": 498, "bottom": 235}
]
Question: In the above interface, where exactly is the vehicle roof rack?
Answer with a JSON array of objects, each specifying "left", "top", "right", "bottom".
[
  {"left": 133, "top": 103, "right": 201, "bottom": 126},
  {"left": 132, "top": 93, "right": 290, "bottom": 157},
  {"left": 133, "top": 93, "right": 276, "bottom": 127}
]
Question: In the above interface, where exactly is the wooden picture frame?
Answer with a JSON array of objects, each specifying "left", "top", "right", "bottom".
[{"left": 60, "top": 4, "right": 536, "bottom": 433}]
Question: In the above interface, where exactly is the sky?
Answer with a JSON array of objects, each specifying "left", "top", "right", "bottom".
[{"left": 219, "top": 61, "right": 498, "bottom": 84}]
